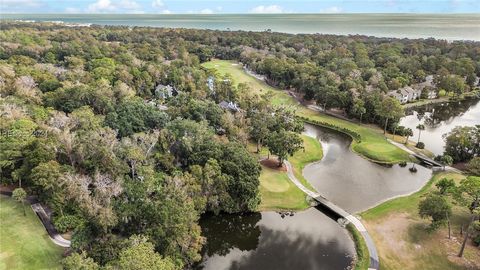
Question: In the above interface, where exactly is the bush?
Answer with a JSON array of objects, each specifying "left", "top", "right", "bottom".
[
  {"left": 474, "top": 235, "right": 480, "bottom": 247},
  {"left": 53, "top": 214, "right": 83, "bottom": 233},
  {"left": 416, "top": 142, "right": 425, "bottom": 149}
]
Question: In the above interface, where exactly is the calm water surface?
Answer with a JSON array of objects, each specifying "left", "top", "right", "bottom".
[
  {"left": 303, "top": 123, "right": 432, "bottom": 213},
  {"left": 2, "top": 14, "right": 480, "bottom": 40},
  {"left": 197, "top": 209, "right": 355, "bottom": 270},
  {"left": 399, "top": 99, "right": 480, "bottom": 156}
]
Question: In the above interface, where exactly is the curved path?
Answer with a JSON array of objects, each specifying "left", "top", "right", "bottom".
[
  {"left": 284, "top": 161, "right": 379, "bottom": 270},
  {"left": 31, "top": 203, "right": 71, "bottom": 247},
  {"left": 1, "top": 191, "right": 71, "bottom": 247},
  {"left": 387, "top": 139, "right": 461, "bottom": 173}
]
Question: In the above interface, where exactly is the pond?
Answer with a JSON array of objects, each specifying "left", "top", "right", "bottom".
[
  {"left": 399, "top": 99, "right": 480, "bottom": 156},
  {"left": 198, "top": 122, "right": 435, "bottom": 270},
  {"left": 196, "top": 209, "right": 355, "bottom": 270},
  {"left": 302, "top": 123, "right": 432, "bottom": 213}
]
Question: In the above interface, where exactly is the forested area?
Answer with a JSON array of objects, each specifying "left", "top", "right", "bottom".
[{"left": 0, "top": 22, "right": 479, "bottom": 268}]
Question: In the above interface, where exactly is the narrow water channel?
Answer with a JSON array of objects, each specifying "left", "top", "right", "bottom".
[{"left": 399, "top": 99, "right": 480, "bottom": 156}]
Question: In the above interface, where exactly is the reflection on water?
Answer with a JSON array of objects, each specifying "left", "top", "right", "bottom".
[
  {"left": 399, "top": 99, "right": 480, "bottom": 156},
  {"left": 303, "top": 124, "right": 432, "bottom": 213},
  {"left": 197, "top": 209, "right": 355, "bottom": 270}
]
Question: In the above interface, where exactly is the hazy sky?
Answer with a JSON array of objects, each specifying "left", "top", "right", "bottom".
[{"left": 1, "top": 0, "right": 479, "bottom": 14}]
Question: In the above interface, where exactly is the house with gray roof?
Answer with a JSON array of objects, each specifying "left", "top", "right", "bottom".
[
  {"left": 155, "top": 84, "right": 177, "bottom": 100},
  {"left": 219, "top": 101, "right": 240, "bottom": 112}
]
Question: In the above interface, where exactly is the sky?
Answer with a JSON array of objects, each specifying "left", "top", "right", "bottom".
[{"left": 1, "top": 0, "right": 479, "bottom": 14}]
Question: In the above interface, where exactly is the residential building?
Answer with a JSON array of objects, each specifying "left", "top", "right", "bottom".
[
  {"left": 219, "top": 101, "right": 240, "bottom": 112},
  {"left": 155, "top": 84, "right": 177, "bottom": 99}
]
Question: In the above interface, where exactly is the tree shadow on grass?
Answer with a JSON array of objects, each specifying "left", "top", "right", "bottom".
[{"left": 407, "top": 221, "right": 433, "bottom": 244}]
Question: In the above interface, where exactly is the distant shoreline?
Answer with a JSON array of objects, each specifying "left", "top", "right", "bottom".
[{"left": 2, "top": 13, "right": 479, "bottom": 41}]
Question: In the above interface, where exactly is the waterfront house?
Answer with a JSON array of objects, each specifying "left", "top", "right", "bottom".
[
  {"left": 403, "top": 87, "right": 421, "bottom": 101},
  {"left": 388, "top": 89, "right": 409, "bottom": 103}
]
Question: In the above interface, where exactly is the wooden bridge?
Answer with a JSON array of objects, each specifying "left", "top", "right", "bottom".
[{"left": 413, "top": 154, "right": 443, "bottom": 167}]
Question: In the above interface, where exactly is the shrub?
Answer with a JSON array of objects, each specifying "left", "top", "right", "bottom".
[
  {"left": 53, "top": 214, "right": 83, "bottom": 233},
  {"left": 474, "top": 235, "right": 480, "bottom": 246},
  {"left": 438, "top": 89, "right": 447, "bottom": 97},
  {"left": 416, "top": 142, "right": 425, "bottom": 149}
]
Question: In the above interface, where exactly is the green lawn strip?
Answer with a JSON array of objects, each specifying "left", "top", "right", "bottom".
[
  {"left": 346, "top": 223, "right": 370, "bottom": 270},
  {"left": 202, "top": 59, "right": 411, "bottom": 164},
  {"left": 0, "top": 195, "right": 63, "bottom": 270},
  {"left": 289, "top": 135, "right": 323, "bottom": 192},
  {"left": 258, "top": 165, "right": 309, "bottom": 211},
  {"left": 360, "top": 172, "right": 464, "bottom": 220}
]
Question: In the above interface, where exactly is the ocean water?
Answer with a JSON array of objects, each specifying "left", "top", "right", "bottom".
[{"left": 1, "top": 13, "right": 480, "bottom": 41}]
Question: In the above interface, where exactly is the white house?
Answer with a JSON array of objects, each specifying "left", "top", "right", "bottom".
[{"left": 388, "top": 86, "right": 421, "bottom": 104}]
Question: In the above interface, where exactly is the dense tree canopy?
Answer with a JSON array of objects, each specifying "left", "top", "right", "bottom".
[{"left": 1, "top": 21, "right": 479, "bottom": 267}]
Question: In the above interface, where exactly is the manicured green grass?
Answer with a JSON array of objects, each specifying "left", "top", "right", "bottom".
[
  {"left": 361, "top": 172, "right": 464, "bottom": 220},
  {"left": 0, "top": 196, "right": 63, "bottom": 270},
  {"left": 289, "top": 135, "right": 323, "bottom": 192},
  {"left": 202, "top": 59, "right": 411, "bottom": 164},
  {"left": 258, "top": 165, "right": 309, "bottom": 211},
  {"left": 254, "top": 135, "right": 323, "bottom": 211},
  {"left": 346, "top": 223, "right": 370, "bottom": 270}
]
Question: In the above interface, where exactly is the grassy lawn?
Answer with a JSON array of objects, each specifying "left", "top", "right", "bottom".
[
  {"left": 258, "top": 165, "right": 310, "bottom": 211},
  {"left": 361, "top": 172, "right": 480, "bottom": 270},
  {"left": 0, "top": 196, "right": 63, "bottom": 270},
  {"left": 289, "top": 135, "right": 323, "bottom": 192},
  {"left": 386, "top": 133, "right": 435, "bottom": 158},
  {"left": 248, "top": 135, "right": 323, "bottom": 211},
  {"left": 202, "top": 59, "right": 411, "bottom": 164}
]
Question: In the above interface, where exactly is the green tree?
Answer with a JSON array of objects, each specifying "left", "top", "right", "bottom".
[
  {"left": 419, "top": 193, "right": 452, "bottom": 230},
  {"left": 352, "top": 98, "right": 366, "bottom": 123},
  {"left": 116, "top": 235, "right": 176, "bottom": 270},
  {"left": 404, "top": 128, "right": 413, "bottom": 144},
  {"left": 376, "top": 97, "right": 404, "bottom": 135},
  {"left": 467, "top": 157, "right": 480, "bottom": 176},
  {"left": 249, "top": 110, "right": 272, "bottom": 153},
  {"left": 62, "top": 252, "right": 99, "bottom": 270},
  {"left": 435, "top": 178, "right": 456, "bottom": 195},
  {"left": 443, "top": 126, "right": 480, "bottom": 162},
  {"left": 455, "top": 176, "right": 480, "bottom": 257},
  {"left": 106, "top": 97, "right": 169, "bottom": 137},
  {"left": 12, "top": 187, "right": 27, "bottom": 216},
  {"left": 266, "top": 129, "right": 303, "bottom": 166}
]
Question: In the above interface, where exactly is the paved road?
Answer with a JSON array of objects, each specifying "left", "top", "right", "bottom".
[{"left": 284, "top": 161, "right": 379, "bottom": 270}]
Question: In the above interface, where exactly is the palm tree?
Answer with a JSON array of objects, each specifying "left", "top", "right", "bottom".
[
  {"left": 416, "top": 124, "right": 425, "bottom": 144},
  {"left": 392, "top": 123, "right": 399, "bottom": 140},
  {"left": 404, "top": 128, "right": 413, "bottom": 144}
]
